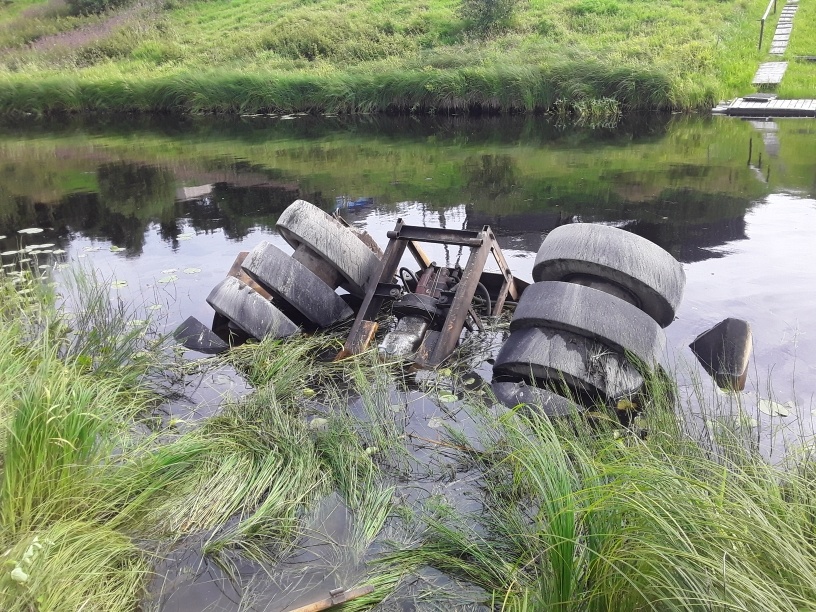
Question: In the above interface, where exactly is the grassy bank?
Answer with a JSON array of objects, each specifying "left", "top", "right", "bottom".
[
  {"left": 3, "top": 264, "right": 816, "bottom": 609},
  {"left": 0, "top": 0, "right": 790, "bottom": 114}
]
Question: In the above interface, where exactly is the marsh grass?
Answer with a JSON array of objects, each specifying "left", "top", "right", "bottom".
[{"left": 364, "top": 375, "right": 816, "bottom": 611}]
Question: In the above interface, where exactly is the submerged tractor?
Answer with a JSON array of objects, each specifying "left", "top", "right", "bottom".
[{"left": 177, "top": 199, "right": 744, "bottom": 415}]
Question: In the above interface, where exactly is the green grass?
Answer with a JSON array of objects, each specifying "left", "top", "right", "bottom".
[
  {"left": 778, "top": 0, "right": 816, "bottom": 98},
  {"left": 0, "top": 0, "right": 797, "bottom": 113}
]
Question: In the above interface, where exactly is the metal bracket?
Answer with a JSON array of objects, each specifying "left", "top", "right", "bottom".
[{"left": 338, "top": 220, "right": 519, "bottom": 368}]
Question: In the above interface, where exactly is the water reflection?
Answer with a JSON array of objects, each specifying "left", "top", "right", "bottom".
[{"left": 3, "top": 114, "right": 812, "bottom": 266}]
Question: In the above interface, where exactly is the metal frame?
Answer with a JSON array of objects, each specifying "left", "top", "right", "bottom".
[{"left": 338, "top": 220, "right": 519, "bottom": 368}]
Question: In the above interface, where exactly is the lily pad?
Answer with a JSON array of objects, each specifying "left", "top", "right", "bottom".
[
  {"left": 18, "top": 228, "right": 43, "bottom": 234},
  {"left": 110, "top": 246, "right": 125, "bottom": 252},
  {"left": 177, "top": 235, "right": 193, "bottom": 241},
  {"left": 183, "top": 267, "right": 201, "bottom": 274},
  {"left": 158, "top": 275, "right": 178, "bottom": 284},
  {"left": 438, "top": 393, "right": 458, "bottom": 403},
  {"left": 111, "top": 280, "right": 128, "bottom": 289},
  {"left": 161, "top": 268, "right": 177, "bottom": 274},
  {"left": 757, "top": 398, "right": 792, "bottom": 417},
  {"left": 148, "top": 304, "right": 163, "bottom": 311}
]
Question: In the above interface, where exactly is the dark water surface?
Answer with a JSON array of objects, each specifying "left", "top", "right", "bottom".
[{"left": 1, "top": 114, "right": 815, "bottom": 609}]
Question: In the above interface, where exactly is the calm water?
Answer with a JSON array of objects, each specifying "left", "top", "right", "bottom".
[{"left": 1, "top": 114, "right": 815, "bottom": 609}]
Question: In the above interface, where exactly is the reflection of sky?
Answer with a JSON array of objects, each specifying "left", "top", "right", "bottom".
[{"left": 667, "top": 194, "right": 816, "bottom": 450}]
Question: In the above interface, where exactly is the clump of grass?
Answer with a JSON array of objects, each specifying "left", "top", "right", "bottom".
[
  {"left": 0, "top": 521, "right": 148, "bottom": 612},
  {"left": 367, "top": 374, "right": 816, "bottom": 610}
]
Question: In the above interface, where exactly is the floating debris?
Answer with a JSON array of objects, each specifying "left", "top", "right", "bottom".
[
  {"left": 428, "top": 416, "right": 445, "bottom": 429},
  {"left": 183, "top": 267, "right": 201, "bottom": 274},
  {"left": 308, "top": 417, "right": 329, "bottom": 431},
  {"left": 438, "top": 393, "right": 458, "bottom": 403}
]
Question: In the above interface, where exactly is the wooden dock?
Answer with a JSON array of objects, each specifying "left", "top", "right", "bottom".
[
  {"left": 714, "top": 97, "right": 816, "bottom": 117},
  {"left": 752, "top": 61, "right": 788, "bottom": 85},
  {"left": 770, "top": 1, "right": 798, "bottom": 55}
]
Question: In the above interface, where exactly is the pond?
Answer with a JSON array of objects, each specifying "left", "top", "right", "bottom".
[{"left": 1, "top": 113, "right": 815, "bottom": 609}]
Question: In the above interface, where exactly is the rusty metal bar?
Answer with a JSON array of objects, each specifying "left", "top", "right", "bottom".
[
  {"left": 387, "top": 224, "right": 484, "bottom": 247},
  {"left": 416, "top": 234, "right": 492, "bottom": 368},
  {"left": 339, "top": 220, "right": 408, "bottom": 358}
]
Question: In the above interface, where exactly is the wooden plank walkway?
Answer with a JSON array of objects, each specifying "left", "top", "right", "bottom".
[
  {"left": 720, "top": 98, "right": 816, "bottom": 117},
  {"left": 753, "top": 62, "right": 788, "bottom": 85},
  {"left": 770, "top": 0, "right": 799, "bottom": 55}
]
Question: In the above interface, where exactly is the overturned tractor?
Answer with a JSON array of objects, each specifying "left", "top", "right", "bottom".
[{"left": 176, "top": 199, "right": 693, "bottom": 416}]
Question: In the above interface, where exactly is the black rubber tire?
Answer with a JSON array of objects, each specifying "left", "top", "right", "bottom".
[
  {"left": 511, "top": 281, "right": 666, "bottom": 367},
  {"left": 173, "top": 316, "right": 230, "bottom": 354},
  {"left": 206, "top": 276, "right": 298, "bottom": 340},
  {"left": 242, "top": 241, "right": 354, "bottom": 328},
  {"left": 491, "top": 380, "right": 580, "bottom": 417},
  {"left": 532, "top": 224, "right": 685, "bottom": 327},
  {"left": 276, "top": 200, "right": 381, "bottom": 297},
  {"left": 493, "top": 327, "right": 644, "bottom": 401}
]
